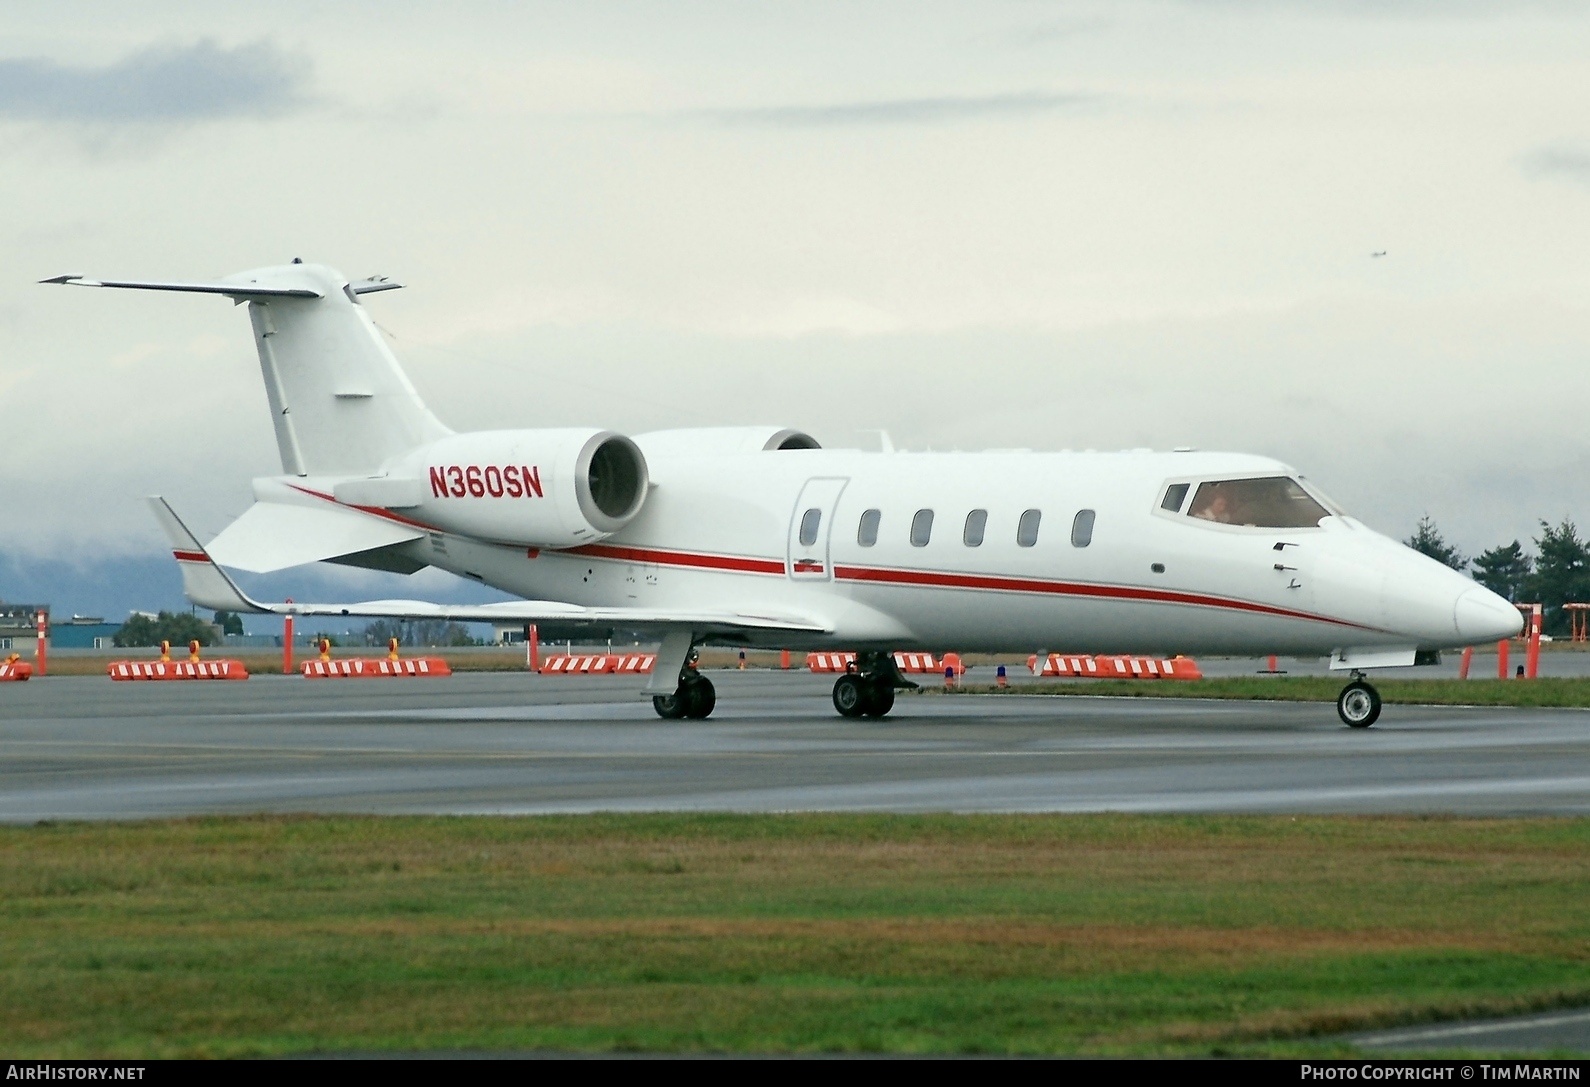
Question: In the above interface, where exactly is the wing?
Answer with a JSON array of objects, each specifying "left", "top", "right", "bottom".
[{"left": 148, "top": 497, "right": 828, "bottom": 636}]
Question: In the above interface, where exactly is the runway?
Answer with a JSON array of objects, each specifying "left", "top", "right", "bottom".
[{"left": 5, "top": 671, "right": 1590, "bottom": 821}]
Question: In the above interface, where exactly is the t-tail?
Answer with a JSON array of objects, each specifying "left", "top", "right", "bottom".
[{"left": 42, "top": 262, "right": 449, "bottom": 476}]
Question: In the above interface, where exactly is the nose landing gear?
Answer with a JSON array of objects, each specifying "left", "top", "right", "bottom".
[
  {"left": 1336, "top": 672, "right": 1381, "bottom": 728},
  {"left": 832, "top": 651, "right": 912, "bottom": 718}
]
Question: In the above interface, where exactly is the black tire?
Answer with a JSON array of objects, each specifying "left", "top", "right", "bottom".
[
  {"left": 864, "top": 683, "right": 896, "bottom": 718},
  {"left": 833, "top": 674, "right": 867, "bottom": 718},
  {"left": 683, "top": 677, "right": 716, "bottom": 719},
  {"left": 1337, "top": 680, "right": 1381, "bottom": 728},
  {"left": 652, "top": 692, "right": 686, "bottom": 720}
]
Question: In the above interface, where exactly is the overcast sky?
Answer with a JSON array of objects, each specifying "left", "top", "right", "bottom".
[{"left": 4, "top": 0, "right": 1590, "bottom": 604}]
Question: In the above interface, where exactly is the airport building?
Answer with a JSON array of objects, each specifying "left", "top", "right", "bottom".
[
  {"left": 0, "top": 603, "right": 47, "bottom": 652},
  {"left": 49, "top": 615, "right": 125, "bottom": 649},
  {"left": 2, "top": 604, "right": 126, "bottom": 650}
]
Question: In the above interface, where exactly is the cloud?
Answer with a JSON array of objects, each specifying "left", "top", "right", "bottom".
[
  {"left": 688, "top": 90, "right": 1096, "bottom": 128},
  {"left": 0, "top": 39, "right": 312, "bottom": 125},
  {"left": 1522, "top": 145, "right": 1590, "bottom": 187}
]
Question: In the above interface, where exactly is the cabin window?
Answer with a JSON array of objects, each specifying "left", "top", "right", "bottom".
[
  {"left": 963, "top": 509, "right": 987, "bottom": 547},
  {"left": 1186, "top": 477, "right": 1329, "bottom": 528},
  {"left": 910, "top": 509, "right": 934, "bottom": 547},
  {"left": 1160, "top": 483, "right": 1190, "bottom": 513},
  {"left": 798, "top": 508, "right": 822, "bottom": 547},
  {"left": 857, "top": 508, "right": 881, "bottom": 547},
  {"left": 1017, "top": 509, "right": 1041, "bottom": 547},
  {"left": 1071, "top": 509, "right": 1095, "bottom": 548}
]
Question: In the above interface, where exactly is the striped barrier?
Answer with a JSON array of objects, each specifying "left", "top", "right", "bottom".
[
  {"left": 538, "top": 654, "right": 656, "bottom": 675},
  {"left": 0, "top": 660, "right": 34, "bottom": 681},
  {"left": 1027, "top": 653, "right": 1202, "bottom": 680},
  {"left": 808, "top": 652, "right": 965, "bottom": 675},
  {"left": 301, "top": 657, "right": 452, "bottom": 678},
  {"left": 109, "top": 659, "right": 249, "bottom": 681}
]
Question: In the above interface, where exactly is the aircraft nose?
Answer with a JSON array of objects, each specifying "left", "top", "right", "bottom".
[{"left": 1454, "top": 587, "right": 1523, "bottom": 643}]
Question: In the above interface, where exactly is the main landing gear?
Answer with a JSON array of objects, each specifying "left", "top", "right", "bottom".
[
  {"left": 1336, "top": 671, "right": 1382, "bottom": 728},
  {"left": 653, "top": 671, "right": 715, "bottom": 719},
  {"left": 832, "top": 650, "right": 912, "bottom": 719},
  {"left": 652, "top": 650, "right": 716, "bottom": 720}
]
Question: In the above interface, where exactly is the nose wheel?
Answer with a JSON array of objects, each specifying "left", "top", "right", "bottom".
[{"left": 1337, "top": 676, "right": 1381, "bottom": 728}]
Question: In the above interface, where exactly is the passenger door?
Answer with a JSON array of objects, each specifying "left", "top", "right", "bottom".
[{"left": 787, "top": 478, "right": 849, "bottom": 580}]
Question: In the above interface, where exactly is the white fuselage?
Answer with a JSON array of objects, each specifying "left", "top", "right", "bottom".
[{"left": 291, "top": 444, "right": 1519, "bottom": 657}]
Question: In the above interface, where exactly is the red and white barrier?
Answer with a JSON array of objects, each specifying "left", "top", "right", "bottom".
[
  {"left": 538, "top": 654, "right": 655, "bottom": 675},
  {"left": 0, "top": 660, "right": 33, "bottom": 681},
  {"left": 1027, "top": 653, "right": 1202, "bottom": 680},
  {"left": 302, "top": 657, "right": 452, "bottom": 678},
  {"left": 808, "top": 652, "right": 961, "bottom": 675},
  {"left": 109, "top": 659, "right": 250, "bottom": 681}
]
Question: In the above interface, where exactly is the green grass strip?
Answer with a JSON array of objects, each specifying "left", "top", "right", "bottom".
[
  {"left": 3, "top": 813, "right": 1589, "bottom": 1057},
  {"left": 938, "top": 676, "right": 1590, "bottom": 707}
]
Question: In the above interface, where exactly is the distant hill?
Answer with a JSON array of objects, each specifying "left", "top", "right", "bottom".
[{"left": 0, "top": 553, "right": 515, "bottom": 638}]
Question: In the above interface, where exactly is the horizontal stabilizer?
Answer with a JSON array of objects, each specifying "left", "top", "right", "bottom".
[
  {"left": 149, "top": 498, "right": 828, "bottom": 635},
  {"left": 40, "top": 275, "right": 321, "bottom": 299},
  {"left": 206, "top": 500, "right": 423, "bottom": 573}
]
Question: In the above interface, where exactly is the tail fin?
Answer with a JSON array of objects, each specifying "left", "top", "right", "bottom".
[{"left": 46, "top": 262, "right": 450, "bottom": 476}]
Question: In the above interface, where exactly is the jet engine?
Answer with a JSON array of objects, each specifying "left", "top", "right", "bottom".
[
  {"left": 390, "top": 428, "right": 649, "bottom": 548},
  {"left": 632, "top": 426, "right": 821, "bottom": 457}
]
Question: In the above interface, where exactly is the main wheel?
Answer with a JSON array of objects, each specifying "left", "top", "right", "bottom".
[
  {"left": 652, "top": 691, "right": 686, "bottom": 719},
  {"left": 833, "top": 674, "right": 867, "bottom": 718},
  {"left": 682, "top": 676, "right": 716, "bottom": 719},
  {"left": 863, "top": 683, "right": 895, "bottom": 718},
  {"left": 1337, "top": 680, "right": 1381, "bottom": 728}
]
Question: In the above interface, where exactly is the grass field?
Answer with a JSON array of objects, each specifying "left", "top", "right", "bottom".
[
  {"left": 3, "top": 814, "right": 1588, "bottom": 1057},
  {"left": 944, "top": 676, "right": 1590, "bottom": 708}
]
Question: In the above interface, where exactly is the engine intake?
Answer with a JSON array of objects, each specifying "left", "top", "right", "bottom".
[{"left": 578, "top": 433, "right": 647, "bottom": 532}]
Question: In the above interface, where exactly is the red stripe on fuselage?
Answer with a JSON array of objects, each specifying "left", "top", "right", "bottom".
[
  {"left": 276, "top": 485, "right": 1369, "bottom": 631},
  {"left": 831, "top": 562, "right": 1372, "bottom": 631},
  {"left": 173, "top": 550, "right": 207, "bottom": 563},
  {"left": 567, "top": 541, "right": 786, "bottom": 575},
  {"left": 288, "top": 484, "right": 437, "bottom": 531}
]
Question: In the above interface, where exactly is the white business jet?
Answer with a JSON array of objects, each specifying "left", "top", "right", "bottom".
[{"left": 46, "top": 261, "right": 1522, "bottom": 727}]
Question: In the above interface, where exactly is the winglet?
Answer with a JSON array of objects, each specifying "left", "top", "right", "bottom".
[{"left": 147, "top": 497, "right": 269, "bottom": 614}]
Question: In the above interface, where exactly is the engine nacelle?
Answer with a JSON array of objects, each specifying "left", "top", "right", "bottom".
[
  {"left": 632, "top": 426, "right": 821, "bottom": 457},
  {"left": 391, "top": 428, "right": 648, "bottom": 548}
]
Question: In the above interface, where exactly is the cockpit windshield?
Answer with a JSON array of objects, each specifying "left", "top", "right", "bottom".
[{"left": 1183, "top": 477, "right": 1330, "bottom": 528}]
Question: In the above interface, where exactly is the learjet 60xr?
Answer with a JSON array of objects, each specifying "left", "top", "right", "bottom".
[{"left": 46, "top": 261, "right": 1523, "bottom": 726}]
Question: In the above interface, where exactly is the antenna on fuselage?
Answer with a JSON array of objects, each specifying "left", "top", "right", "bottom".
[{"left": 858, "top": 429, "right": 895, "bottom": 453}]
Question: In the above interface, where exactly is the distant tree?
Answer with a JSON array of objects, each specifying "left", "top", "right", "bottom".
[
  {"left": 214, "top": 610, "right": 245, "bottom": 636},
  {"left": 113, "top": 610, "right": 217, "bottom": 648},
  {"left": 361, "top": 619, "right": 406, "bottom": 647},
  {"left": 1406, "top": 515, "right": 1468, "bottom": 571},
  {"left": 309, "top": 633, "right": 341, "bottom": 649},
  {"left": 1472, "top": 541, "right": 1533, "bottom": 603},
  {"left": 1526, "top": 519, "right": 1590, "bottom": 635},
  {"left": 360, "top": 619, "right": 476, "bottom": 647}
]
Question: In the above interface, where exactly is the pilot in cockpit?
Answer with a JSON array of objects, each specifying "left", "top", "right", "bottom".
[{"left": 1189, "top": 485, "right": 1234, "bottom": 524}]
